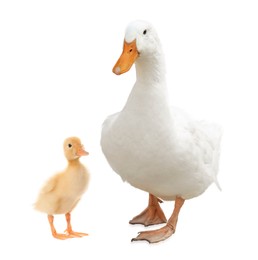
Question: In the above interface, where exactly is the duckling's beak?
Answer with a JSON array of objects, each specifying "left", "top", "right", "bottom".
[
  {"left": 113, "top": 40, "right": 139, "bottom": 75},
  {"left": 76, "top": 147, "right": 89, "bottom": 156}
]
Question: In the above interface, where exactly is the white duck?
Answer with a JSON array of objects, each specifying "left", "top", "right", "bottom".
[{"left": 101, "top": 20, "right": 222, "bottom": 243}]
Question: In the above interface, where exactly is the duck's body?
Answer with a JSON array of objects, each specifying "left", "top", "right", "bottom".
[
  {"left": 101, "top": 20, "right": 222, "bottom": 243},
  {"left": 35, "top": 137, "right": 90, "bottom": 240},
  {"left": 102, "top": 105, "right": 221, "bottom": 201}
]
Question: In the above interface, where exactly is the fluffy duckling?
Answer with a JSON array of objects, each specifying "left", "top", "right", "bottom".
[{"left": 34, "top": 137, "right": 90, "bottom": 240}]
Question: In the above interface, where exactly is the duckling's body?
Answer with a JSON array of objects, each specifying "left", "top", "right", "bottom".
[
  {"left": 35, "top": 161, "right": 89, "bottom": 215},
  {"left": 35, "top": 137, "right": 90, "bottom": 239},
  {"left": 101, "top": 20, "right": 222, "bottom": 243}
]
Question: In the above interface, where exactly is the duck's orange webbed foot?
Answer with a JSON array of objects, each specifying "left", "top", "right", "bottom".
[
  {"left": 131, "top": 197, "right": 185, "bottom": 243},
  {"left": 129, "top": 194, "right": 167, "bottom": 226},
  {"left": 132, "top": 224, "right": 175, "bottom": 243}
]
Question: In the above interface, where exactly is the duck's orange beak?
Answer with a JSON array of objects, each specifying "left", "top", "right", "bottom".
[
  {"left": 113, "top": 40, "right": 139, "bottom": 75},
  {"left": 77, "top": 147, "right": 89, "bottom": 156}
]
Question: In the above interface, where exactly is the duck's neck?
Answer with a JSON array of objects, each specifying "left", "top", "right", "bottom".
[
  {"left": 135, "top": 52, "right": 166, "bottom": 84},
  {"left": 124, "top": 53, "right": 169, "bottom": 112}
]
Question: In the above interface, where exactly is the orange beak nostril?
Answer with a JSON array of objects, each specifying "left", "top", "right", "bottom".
[{"left": 112, "top": 40, "right": 139, "bottom": 75}]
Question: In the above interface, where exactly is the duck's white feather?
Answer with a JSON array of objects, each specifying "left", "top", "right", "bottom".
[{"left": 101, "top": 20, "right": 221, "bottom": 201}]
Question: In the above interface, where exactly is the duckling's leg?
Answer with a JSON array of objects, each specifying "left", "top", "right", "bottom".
[
  {"left": 64, "top": 213, "right": 88, "bottom": 238},
  {"left": 129, "top": 194, "right": 167, "bottom": 226},
  {"left": 47, "top": 215, "right": 69, "bottom": 240},
  {"left": 132, "top": 197, "right": 185, "bottom": 243}
]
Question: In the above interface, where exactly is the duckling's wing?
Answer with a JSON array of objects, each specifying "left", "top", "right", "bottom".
[{"left": 40, "top": 173, "right": 60, "bottom": 194}]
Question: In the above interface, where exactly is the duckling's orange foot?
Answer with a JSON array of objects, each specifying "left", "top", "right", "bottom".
[
  {"left": 51, "top": 231, "right": 70, "bottom": 240},
  {"left": 65, "top": 229, "right": 88, "bottom": 238},
  {"left": 131, "top": 225, "right": 175, "bottom": 243},
  {"left": 129, "top": 195, "right": 167, "bottom": 226}
]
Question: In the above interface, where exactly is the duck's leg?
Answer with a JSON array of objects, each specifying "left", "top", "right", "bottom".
[
  {"left": 64, "top": 213, "right": 88, "bottom": 238},
  {"left": 47, "top": 215, "right": 68, "bottom": 240},
  {"left": 132, "top": 197, "right": 185, "bottom": 243},
  {"left": 129, "top": 194, "right": 167, "bottom": 226}
]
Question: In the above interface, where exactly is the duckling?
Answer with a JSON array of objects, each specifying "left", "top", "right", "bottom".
[{"left": 34, "top": 137, "right": 90, "bottom": 240}]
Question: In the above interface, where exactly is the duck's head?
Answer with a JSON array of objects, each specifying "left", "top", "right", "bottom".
[
  {"left": 63, "top": 137, "right": 89, "bottom": 161},
  {"left": 113, "top": 20, "right": 160, "bottom": 75}
]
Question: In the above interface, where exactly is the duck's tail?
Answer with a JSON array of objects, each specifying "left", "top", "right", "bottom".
[
  {"left": 214, "top": 176, "right": 222, "bottom": 191},
  {"left": 211, "top": 124, "right": 223, "bottom": 191},
  {"left": 198, "top": 120, "right": 223, "bottom": 191}
]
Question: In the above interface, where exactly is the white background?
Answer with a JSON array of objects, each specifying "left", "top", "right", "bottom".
[{"left": 0, "top": 0, "right": 258, "bottom": 259}]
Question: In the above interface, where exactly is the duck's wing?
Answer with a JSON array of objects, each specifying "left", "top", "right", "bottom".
[
  {"left": 192, "top": 120, "right": 222, "bottom": 189},
  {"left": 171, "top": 106, "right": 222, "bottom": 189}
]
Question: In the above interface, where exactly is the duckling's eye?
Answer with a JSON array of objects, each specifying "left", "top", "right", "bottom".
[
  {"left": 143, "top": 29, "right": 147, "bottom": 35},
  {"left": 68, "top": 144, "right": 72, "bottom": 148}
]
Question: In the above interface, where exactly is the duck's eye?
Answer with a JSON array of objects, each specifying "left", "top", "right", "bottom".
[
  {"left": 68, "top": 144, "right": 72, "bottom": 148},
  {"left": 143, "top": 29, "right": 147, "bottom": 35}
]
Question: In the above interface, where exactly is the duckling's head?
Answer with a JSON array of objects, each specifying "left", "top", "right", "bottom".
[
  {"left": 113, "top": 20, "right": 161, "bottom": 75},
  {"left": 63, "top": 137, "right": 89, "bottom": 161}
]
